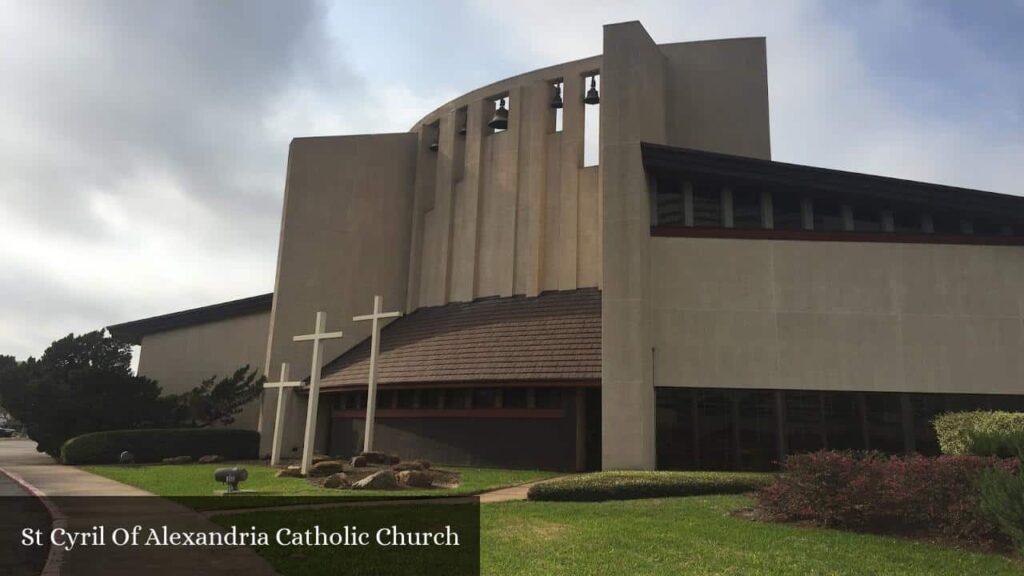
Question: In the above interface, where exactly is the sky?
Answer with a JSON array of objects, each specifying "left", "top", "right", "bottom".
[{"left": 0, "top": 0, "right": 1021, "bottom": 361}]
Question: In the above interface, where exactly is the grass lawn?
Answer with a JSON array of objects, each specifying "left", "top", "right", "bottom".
[
  {"left": 212, "top": 494, "right": 1023, "bottom": 575},
  {"left": 83, "top": 462, "right": 558, "bottom": 510}
]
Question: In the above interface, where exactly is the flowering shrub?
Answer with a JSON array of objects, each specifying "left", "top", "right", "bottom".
[{"left": 756, "top": 451, "right": 1017, "bottom": 549}]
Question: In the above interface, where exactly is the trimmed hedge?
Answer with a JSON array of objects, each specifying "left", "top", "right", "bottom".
[
  {"left": 966, "top": 430, "right": 1024, "bottom": 459},
  {"left": 934, "top": 411, "right": 1024, "bottom": 455},
  {"left": 527, "top": 471, "right": 773, "bottom": 502},
  {"left": 61, "top": 428, "right": 258, "bottom": 464}
]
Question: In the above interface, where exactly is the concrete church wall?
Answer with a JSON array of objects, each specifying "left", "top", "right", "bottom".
[
  {"left": 137, "top": 311, "right": 270, "bottom": 430},
  {"left": 261, "top": 133, "right": 417, "bottom": 457},
  {"left": 600, "top": 23, "right": 772, "bottom": 470},
  {"left": 407, "top": 52, "right": 605, "bottom": 310},
  {"left": 650, "top": 237, "right": 1024, "bottom": 395}
]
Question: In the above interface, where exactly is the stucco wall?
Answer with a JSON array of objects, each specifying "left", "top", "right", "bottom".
[
  {"left": 137, "top": 311, "right": 270, "bottom": 430},
  {"left": 651, "top": 237, "right": 1024, "bottom": 395},
  {"left": 262, "top": 133, "right": 417, "bottom": 456}
]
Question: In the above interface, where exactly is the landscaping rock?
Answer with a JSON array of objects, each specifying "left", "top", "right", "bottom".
[
  {"left": 386, "top": 454, "right": 401, "bottom": 465},
  {"left": 323, "top": 473, "right": 350, "bottom": 489},
  {"left": 276, "top": 466, "right": 304, "bottom": 478},
  {"left": 396, "top": 470, "right": 434, "bottom": 488},
  {"left": 359, "top": 451, "right": 389, "bottom": 465},
  {"left": 311, "top": 454, "right": 333, "bottom": 465},
  {"left": 198, "top": 454, "right": 224, "bottom": 464},
  {"left": 119, "top": 451, "right": 135, "bottom": 464},
  {"left": 308, "top": 460, "right": 347, "bottom": 477},
  {"left": 350, "top": 455, "right": 368, "bottom": 468},
  {"left": 162, "top": 456, "right": 192, "bottom": 464},
  {"left": 351, "top": 470, "right": 400, "bottom": 490},
  {"left": 392, "top": 461, "right": 425, "bottom": 472}
]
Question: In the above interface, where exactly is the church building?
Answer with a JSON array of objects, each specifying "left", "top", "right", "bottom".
[{"left": 108, "top": 21, "right": 1024, "bottom": 472}]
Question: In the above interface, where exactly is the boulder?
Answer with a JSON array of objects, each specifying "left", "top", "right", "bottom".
[
  {"left": 323, "top": 473, "right": 350, "bottom": 489},
  {"left": 396, "top": 470, "right": 434, "bottom": 488},
  {"left": 359, "top": 451, "right": 389, "bottom": 465},
  {"left": 311, "top": 454, "right": 333, "bottom": 465},
  {"left": 276, "top": 466, "right": 304, "bottom": 478},
  {"left": 414, "top": 459, "right": 432, "bottom": 470},
  {"left": 350, "top": 455, "right": 368, "bottom": 468},
  {"left": 198, "top": 455, "right": 224, "bottom": 464},
  {"left": 119, "top": 451, "right": 135, "bottom": 464},
  {"left": 162, "top": 456, "right": 192, "bottom": 464},
  {"left": 392, "top": 461, "right": 424, "bottom": 472},
  {"left": 386, "top": 454, "right": 401, "bottom": 465},
  {"left": 308, "top": 460, "right": 346, "bottom": 477},
  {"left": 351, "top": 470, "right": 400, "bottom": 490}
]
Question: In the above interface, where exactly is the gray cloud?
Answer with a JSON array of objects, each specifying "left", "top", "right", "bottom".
[{"left": 0, "top": 0, "right": 362, "bottom": 358}]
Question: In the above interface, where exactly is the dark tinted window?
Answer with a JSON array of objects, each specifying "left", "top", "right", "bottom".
[
  {"left": 692, "top": 183, "right": 722, "bottom": 227},
  {"left": 503, "top": 388, "right": 528, "bottom": 408},
  {"left": 535, "top": 388, "right": 563, "bottom": 409},
  {"left": 852, "top": 206, "right": 883, "bottom": 232},
  {"left": 732, "top": 188, "right": 762, "bottom": 229},
  {"left": 772, "top": 192, "right": 803, "bottom": 230},
  {"left": 655, "top": 177, "right": 684, "bottom": 226},
  {"left": 813, "top": 198, "right": 845, "bottom": 231},
  {"left": 892, "top": 210, "right": 922, "bottom": 233}
]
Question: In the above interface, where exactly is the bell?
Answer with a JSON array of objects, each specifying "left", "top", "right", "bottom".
[
  {"left": 551, "top": 84, "right": 563, "bottom": 109},
  {"left": 429, "top": 138, "right": 439, "bottom": 151},
  {"left": 488, "top": 98, "right": 509, "bottom": 130},
  {"left": 584, "top": 76, "right": 600, "bottom": 105},
  {"left": 457, "top": 122, "right": 467, "bottom": 136}
]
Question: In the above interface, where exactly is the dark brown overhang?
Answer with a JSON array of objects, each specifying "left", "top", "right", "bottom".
[
  {"left": 641, "top": 142, "right": 1024, "bottom": 220},
  {"left": 319, "top": 288, "right": 601, "bottom": 389},
  {"left": 107, "top": 293, "right": 273, "bottom": 344}
]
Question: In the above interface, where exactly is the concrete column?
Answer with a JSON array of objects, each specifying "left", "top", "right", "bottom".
[
  {"left": 432, "top": 111, "right": 458, "bottom": 303},
  {"left": 515, "top": 81, "right": 551, "bottom": 297},
  {"left": 600, "top": 21, "right": 666, "bottom": 470},
  {"left": 460, "top": 100, "right": 489, "bottom": 300},
  {"left": 558, "top": 74, "right": 584, "bottom": 290}
]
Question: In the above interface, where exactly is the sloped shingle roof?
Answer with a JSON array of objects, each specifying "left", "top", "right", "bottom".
[{"left": 319, "top": 288, "right": 601, "bottom": 389}]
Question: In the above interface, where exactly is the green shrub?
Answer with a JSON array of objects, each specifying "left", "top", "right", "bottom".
[
  {"left": 527, "top": 471, "right": 773, "bottom": 502},
  {"left": 977, "top": 466, "right": 1024, "bottom": 552},
  {"left": 933, "top": 411, "right": 1024, "bottom": 455},
  {"left": 61, "top": 428, "right": 258, "bottom": 464},
  {"left": 966, "top": 430, "right": 1024, "bottom": 459}
]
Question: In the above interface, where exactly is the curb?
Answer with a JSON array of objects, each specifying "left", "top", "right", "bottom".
[{"left": 0, "top": 466, "right": 65, "bottom": 576}]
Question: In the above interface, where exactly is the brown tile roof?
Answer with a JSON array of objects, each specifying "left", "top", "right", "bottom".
[{"left": 319, "top": 288, "right": 601, "bottom": 389}]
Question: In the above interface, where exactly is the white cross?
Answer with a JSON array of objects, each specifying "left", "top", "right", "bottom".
[
  {"left": 353, "top": 295, "right": 402, "bottom": 453},
  {"left": 292, "top": 311, "right": 344, "bottom": 476},
  {"left": 263, "top": 363, "right": 303, "bottom": 467}
]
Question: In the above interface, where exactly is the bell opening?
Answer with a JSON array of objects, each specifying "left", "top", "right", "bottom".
[
  {"left": 584, "top": 74, "right": 600, "bottom": 105},
  {"left": 487, "top": 97, "right": 509, "bottom": 132}
]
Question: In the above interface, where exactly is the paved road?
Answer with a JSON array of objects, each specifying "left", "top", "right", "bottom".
[
  {"left": 0, "top": 440, "right": 279, "bottom": 576},
  {"left": 0, "top": 455, "right": 51, "bottom": 576}
]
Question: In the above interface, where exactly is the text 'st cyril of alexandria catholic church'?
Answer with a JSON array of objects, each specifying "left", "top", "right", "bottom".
[{"left": 109, "top": 21, "right": 1024, "bottom": 472}]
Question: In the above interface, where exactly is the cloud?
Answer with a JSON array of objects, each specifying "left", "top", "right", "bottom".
[
  {"left": 1, "top": 0, "right": 1020, "bottom": 361},
  {"left": 0, "top": 1, "right": 383, "bottom": 359}
]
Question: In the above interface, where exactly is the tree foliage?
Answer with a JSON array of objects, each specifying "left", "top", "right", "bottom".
[
  {"left": 0, "top": 331, "right": 265, "bottom": 458},
  {"left": 0, "top": 332, "right": 176, "bottom": 457},
  {"left": 178, "top": 365, "right": 264, "bottom": 428}
]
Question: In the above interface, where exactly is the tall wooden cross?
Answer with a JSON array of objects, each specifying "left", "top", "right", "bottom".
[
  {"left": 353, "top": 295, "right": 402, "bottom": 453},
  {"left": 263, "top": 362, "right": 303, "bottom": 467},
  {"left": 293, "top": 311, "right": 344, "bottom": 475}
]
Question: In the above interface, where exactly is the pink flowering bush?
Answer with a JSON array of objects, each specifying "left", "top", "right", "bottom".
[{"left": 756, "top": 451, "right": 1017, "bottom": 549}]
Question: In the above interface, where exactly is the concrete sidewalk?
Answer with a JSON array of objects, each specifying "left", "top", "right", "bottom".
[{"left": 0, "top": 440, "right": 279, "bottom": 576}]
